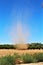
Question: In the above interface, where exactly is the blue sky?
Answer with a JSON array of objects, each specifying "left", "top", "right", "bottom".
[{"left": 0, "top": 0, "right": 43, "bottom": 44}]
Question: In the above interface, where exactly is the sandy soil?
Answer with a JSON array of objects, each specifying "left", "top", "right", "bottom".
[{"left": 19, "top": 62, "right": 43, "bottom": 65}]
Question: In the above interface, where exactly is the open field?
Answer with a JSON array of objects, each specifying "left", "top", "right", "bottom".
[
  {"left": 0, "top": 49, "right": 43, "bottom": 65},
  {"left": 0, "top": 49, "right": 43, "bottom": 57}
]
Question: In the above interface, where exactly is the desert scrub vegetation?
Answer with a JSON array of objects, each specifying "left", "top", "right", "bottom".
[
  {"left": 0, "top": 53, "right": 23, "bottom": 65},
  {"left": 33, "top": 53, "right": 43, "bottom": 62},
  {"left": 0, "top": 53, "right": 43, "bottom": 65},
  {"left": 21, "top": 54, "right": 37, "bottom": 63},
  {"left": 0, "top": 55, "right": 15, "bottom": 65}
]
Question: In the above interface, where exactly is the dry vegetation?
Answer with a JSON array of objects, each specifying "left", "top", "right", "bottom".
[{"left": 0, "top": 49, "right": 43, "bottom": 57}]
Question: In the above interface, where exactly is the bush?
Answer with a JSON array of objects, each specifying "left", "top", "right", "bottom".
[
  {"left": 34, "top": 53, "right": 43, "bottom": 62},
  {"left": 0, "top": 55, "right": 15, "bottom": 65},
  {"left": 15, "top": 44, "right": 28, "bottom": 50},
  {"left": 0, "top": 45, "right": 15, "bottom": 49},
  {"left": 28, "top": 43, "right": 43, "bottom": 49},
  {"left": 21, "top": 54, "right": 37, "bottom": 63},
  {"left": 0, "top": 53, "right": 22, "bottom": 65}
]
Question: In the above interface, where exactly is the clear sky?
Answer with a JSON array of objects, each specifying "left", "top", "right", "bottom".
[{"left": 0, "top": 0, "right": 43, "bottom": 44}]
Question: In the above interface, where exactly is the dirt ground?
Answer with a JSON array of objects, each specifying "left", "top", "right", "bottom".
[
  {"left": 0, "top": 49, "right": 43, "bottom": 57},
  {"left": 19, "top": 62, "right": 43, "bottom": 65}
]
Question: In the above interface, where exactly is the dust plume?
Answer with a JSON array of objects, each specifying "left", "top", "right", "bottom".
[
  {"left": 9, "top": 21, "right": 29, "bottom": 44},
  {"left": 16, "top": 22, "right": 26, "bottom": 44}
]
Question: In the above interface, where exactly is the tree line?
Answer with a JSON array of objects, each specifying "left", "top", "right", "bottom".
[{"left": 0, "top": 43, "right": 43, "bottom": 49}]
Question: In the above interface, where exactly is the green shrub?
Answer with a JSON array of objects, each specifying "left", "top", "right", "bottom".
[
  {"left": 0, "top": 45, "right": 15, "bottom": 49},
  {"left": 21, "top": 54, "right": 37, "bottom": 63},
  {"left": 0, "top": 55, "right": 15, "bottom": 65},
  {"left": 34, "top": 53, "right": 43, "bottom": 62},
  {"left": 28, "top": 43, "right": 43, "bottom": 49}
]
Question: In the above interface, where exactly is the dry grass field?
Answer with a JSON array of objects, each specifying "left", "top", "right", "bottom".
[{"left": 0, "top": 49, "right": 43, "bottom": 57}]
